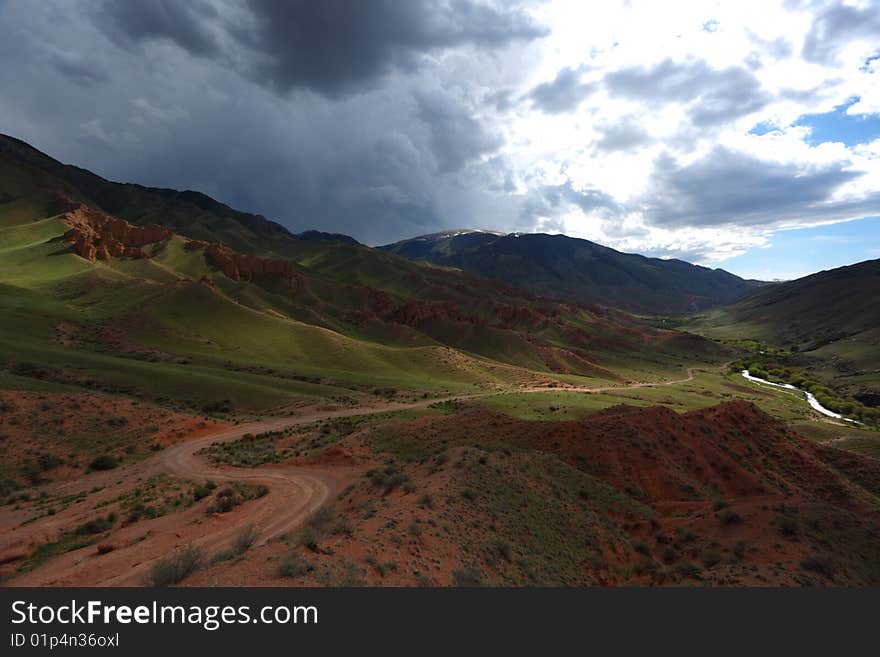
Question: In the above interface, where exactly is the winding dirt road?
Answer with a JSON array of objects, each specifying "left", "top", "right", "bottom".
[{"left": 3, "top": 365, "right": 705, "bottom": 586}]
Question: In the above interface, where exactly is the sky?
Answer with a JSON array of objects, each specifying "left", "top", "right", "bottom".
[{"left": 1, "top": 0, "right": 879, "bottom": 280}]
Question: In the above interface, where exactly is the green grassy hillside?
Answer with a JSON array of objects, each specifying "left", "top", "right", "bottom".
[
  {"left": 689, "top": 259, "right": 880, "bottom": 409},
  {"left": 0, "top": 135, "right": 731, "bottom": 415}
]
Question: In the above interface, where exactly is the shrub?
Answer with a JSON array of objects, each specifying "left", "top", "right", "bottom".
[
  {"left": 149, "top": 545, "right": 204, "bottom": 586},
  {"left": 417, "top": 493, "right": 433, "bottom": 508},
  {"left": 232, "top": 523, "right": 258, "bottom": 555},
  {"left": 675, "top": 562, "right": 702, "bottom": 580},
  {"left": 276, "top": 552, "right": 314, "bottom": 579},
  {"left": 38, "top": 453, "right": 63, "bottom": 471},
  {"left": 801, "top": 554, "right": 836, "bottom": 578},
  {"left": 75, "top": 514, "right": 114, "bottom": 535},
  {"left": 777, "top": 516, "right": 798, "bottom": 537},
  {"left": 206, "top": 483, "right": 266, "bottom": 514},
  {"left": 491, "top": 539, "right": 512, "bottom": 562},
  {"left": 192, "top": 481, "right": 216, "bottom": 501},
  {"left": 201, "top": 400, "right": 232, "bottom": 414},
  {"left": 88, "top": 455, "right": 118, "bottom": 472},
  {"left": 366, "top": 556, "right": 386, "bottom": 576},
  {"left": 298, "top": 526, "right": 322, "bottom": 552},
  {"left": 337, "top": 559, "right": 366, "bottom": 586},
  {"left": 701, "top": 550, "right": 722, "bottom": 568},
  {"left": 452, "top": 566, "right": 484, "bottom": 587},
  {"left": 213, "top": 524, "right": 259, "bottom": 564},
  {"left": 718, "top": 509, "right": 742, "bottom": 525},
  {"left": 366, "top": 464, "right": 410, "bottom": 492}
]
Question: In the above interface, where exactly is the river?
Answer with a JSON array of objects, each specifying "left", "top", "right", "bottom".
[{"left": 741, "top": 369, "right": 862, "bottom": 425}]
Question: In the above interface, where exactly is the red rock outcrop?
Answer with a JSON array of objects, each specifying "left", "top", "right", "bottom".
[
  {"left": 184, "top": 240, "right": 299, "bottom": 287},
  {"left": 63, "top": 202, "right": 171, "bottom": 262}
]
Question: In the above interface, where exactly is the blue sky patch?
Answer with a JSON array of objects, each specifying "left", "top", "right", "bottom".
[
  {"left": 794, "top": 97, "right": 880, "bottom": 147},
  {"left": 748, "top": 121, "right": 779, "bottom": 136},
  {"left": 714, "top": 216, "right": 880, "bottom": 281}
]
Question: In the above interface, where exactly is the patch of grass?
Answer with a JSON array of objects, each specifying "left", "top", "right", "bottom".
[
  {"left": 206, "top": 482, "right": 268, "bottom": 514},
  {"left": 148, "top": 545, "right": 205, "bottom": 586},
  {"left": 276, "top": 551, "right": 314, "bottom": 578},
  {"left": 211, "top": 524, "right": 258, "bottom": 564},
  {"left": 296, "top": 506, "right": 351, "bottom": 552},
  {"left": 74, "top": 513, "right": 115, "bottom": 535},
  {"left": 800, "top": 554, "right": 836, "bottom": 578},
  {"left": 365, "top": 463, "right": 410, "bottom": 492},
  {"left": 701, "top": 549, "right": 722, "bottom": 569},
  {"left": 201, "top": 431, "right": 282, "bottom": 467},
  {"left": 87, "top": 454, "right": 118, "bottom": 472},
  {"left": 452, "top": 566, "right": 484, "bottom": 587},
  {"left": 718, "top": 509, "right": 742, "bottom": 525},
  {"left": 192, "top": 480, "right": 217, "bottom": 501},
  {"left": 777, "top": 515, "right": 799, "bottom": 537},
  {"left": 675, "top": 562, "right": 703, "bottom": 580},
  {"left": 18, "top": 532, "right": 99, "bottom": 573}
]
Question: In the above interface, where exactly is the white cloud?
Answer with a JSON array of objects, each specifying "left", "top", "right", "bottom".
[{"left": 495, "top": 0, "right": 880, "bottom": 262}]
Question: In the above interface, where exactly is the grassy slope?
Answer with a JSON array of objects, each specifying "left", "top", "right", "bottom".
[
  {"left": 0, "top": 206, "right": 702, "bottom": 414},
  {"left": 0, "top": 134, "right": 729, "bottom": 414},
  {"left": 689, "top": 259, "right": 880, "bottom": 399}
]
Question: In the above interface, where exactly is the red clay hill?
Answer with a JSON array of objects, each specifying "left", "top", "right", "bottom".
[{"left": 336, "top": 400, "right": 880, "bottom": 585}]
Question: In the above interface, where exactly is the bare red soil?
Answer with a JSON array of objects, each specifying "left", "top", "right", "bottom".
[
  {"left": 5, "top": 388, "right": 877, "bottom": 587},
  {"left": 151, "top": 400, "right": 880, "bottom": 587}
]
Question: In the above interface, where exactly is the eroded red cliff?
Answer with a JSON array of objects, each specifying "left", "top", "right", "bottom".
[
  {"left": 184, "top": 240, "right": 299, "bottom": 286},
  {"left": 63, "top": 202, "right": 171, "bottom": 261}
]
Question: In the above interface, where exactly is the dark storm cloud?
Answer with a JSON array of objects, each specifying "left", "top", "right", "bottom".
[
  {"left": 237, "top": 0, "right": 547, "bottom": 97},
  {"left": 49, "top": 52, "right": 109, "bottom": 86},
  {"left": 802, "top": 2, "right": 880, "bottom": 63},
  {"left": 0, "top": 0, "right": 541, "bottom": 245},
  {"left": 415, "top": 88, "right": 503, "bottom": 172},
  {"left": 94, "top": 0, "right": 221, "bottom": 55},
  {"left": 641, "top": 147, "right": 880, "bottom": 228},
  {"left": 604, "top": 58, "right": 771, "bottom": 125},
  {"left": 527, "top": 66, "right": 596, "bottom": 114}
]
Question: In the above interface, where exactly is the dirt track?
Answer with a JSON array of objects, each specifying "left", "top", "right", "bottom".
[{"left": 2, "top": 365, "right": 706, "bottom": 586}]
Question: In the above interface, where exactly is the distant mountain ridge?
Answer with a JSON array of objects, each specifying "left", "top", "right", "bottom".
[
  {"left": 381, "top": 230, "right": 766, "bottom": 314},
  {"left": 1, "top": 133, "right": 760, "bottom": 315}
]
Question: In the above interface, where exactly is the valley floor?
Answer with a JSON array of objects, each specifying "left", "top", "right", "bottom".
[{"left": 3, "top": 361, "right": 879, "bottom": 587}]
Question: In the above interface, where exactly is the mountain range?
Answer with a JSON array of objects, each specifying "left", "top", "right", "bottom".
[
  {"left": 381, "top": 229, "right": 766, "bottom": 313},
  {"left": 3, "top": 134, "right": 765, "bottom": 316}
]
